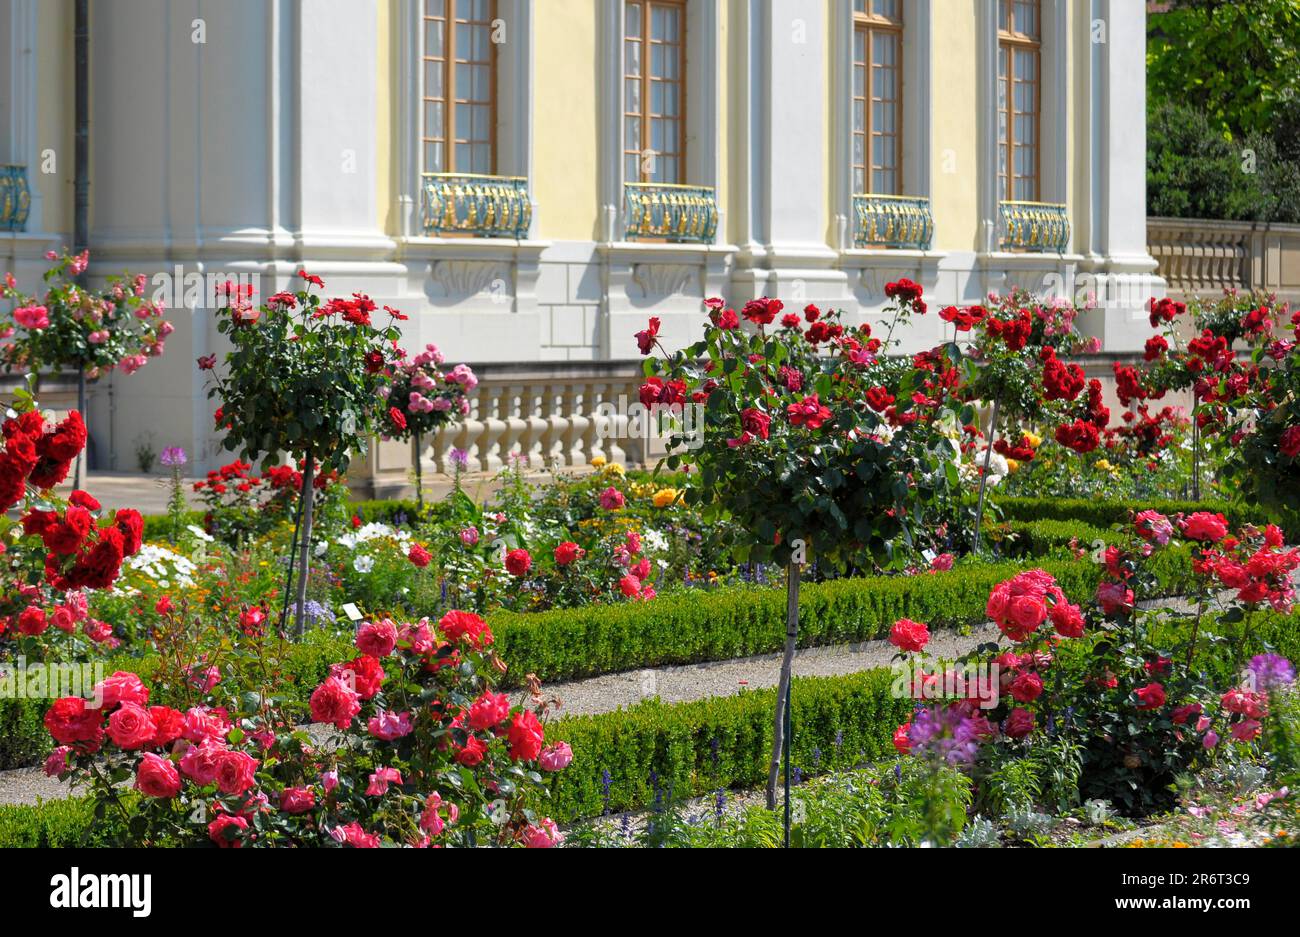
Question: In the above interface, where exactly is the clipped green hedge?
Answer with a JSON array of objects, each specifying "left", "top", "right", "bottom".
[
  {"left": 990, "top": 496, "right": 1299, "bottom": 540},
  {"left": 543, "top": 667, "right": 912, "bottom": 823},
  {"left": 0, "top": 797, "right": 114, "bottom": 848}
]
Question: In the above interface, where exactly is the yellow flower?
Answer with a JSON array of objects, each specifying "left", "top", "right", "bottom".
[
  {"left": 602, "top": 462, "right": 626, "bottom": 477},
  {"left": 1006, "top": 458, "right": 1020, "bottom": 474},
  {"left": 590, "top": 455, "right": 606, "bottom": 468},
  {"left": 1095, "top": 459, "right": 1113, "bottom": 472},
  {"left": 1024, "top": 431, "right": 1043, "bottom": 449},
  {"left": 652, "top": 488, "right": 680, "bottom": 508}
]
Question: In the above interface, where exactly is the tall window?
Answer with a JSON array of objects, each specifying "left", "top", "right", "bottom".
[
  {"left": 624, "top": 0, "right": 685, "bottom": 184},
  {"left": 422, "top": 0, "right": 496, "bottom": 175},
  {"left": 852, "top": 0, "right": 902, "bottom": 195},
  {"left": 998, "top": 0, "right": 1040, "bottom": 201}
]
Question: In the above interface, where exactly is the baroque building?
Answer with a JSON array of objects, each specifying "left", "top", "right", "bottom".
[{"left": 0, "top": 0, "right": 1161, "bottom": 481}]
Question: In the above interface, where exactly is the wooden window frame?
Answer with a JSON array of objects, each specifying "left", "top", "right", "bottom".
[
  {"left": 852, "top": 1, "right": 903, "bottom": 196},
  {"left": 422, "top": 0, "right": 499, "bottom": 176},
  {"left": 624, "top": 0, "right": 687, "bottom": 185},
  {"left": 997, "top": 0, "right": 1041, "bottom": 202}
]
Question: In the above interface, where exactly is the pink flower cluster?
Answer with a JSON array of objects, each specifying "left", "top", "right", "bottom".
[{"left": 985, "top": 568, "right": 1084, "bottom": 643}]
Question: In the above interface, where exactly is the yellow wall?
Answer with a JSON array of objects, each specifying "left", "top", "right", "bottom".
[
  {"left": 36, "top": 0, "right": 75, "bottom": 235},
  {"left": 532, "top": 0, "right": 601, "bottom": 241},
  {"left": 928, "top": 0, "right": 980, "bottom": 253}
]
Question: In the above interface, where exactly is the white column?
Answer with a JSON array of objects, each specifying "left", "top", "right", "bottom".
[
  {"left": 1081, "top": 0, "right": 1163, "bottom": 352},
  {"left": 731, "top": 0, "right": 845, "bottom": 303}
]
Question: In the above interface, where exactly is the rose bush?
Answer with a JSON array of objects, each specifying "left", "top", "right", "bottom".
[{"left": 45, "top": 603, "right": 566, "bottom": 847}]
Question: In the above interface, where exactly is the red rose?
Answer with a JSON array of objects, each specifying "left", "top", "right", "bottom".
[
  {"left": 1281, "top": 425, "right": 1300, "bottom": 459},
  {"left": 407, "top": 543, "right": 431, "bottom": 567},
  {"left": 507, "top": 709, "right": 545, "bottom": 761},
  {"left": 456, "top": 735, "right": 487, "bottom": 766},
  {"left": 17, "top": 605, "right": 48, "bottom": 636},
  {"left": 135, "top": 752, "right": 182, "bottom": 798},
  {"left": 44, "top": 697, "right": 104, "bottom": 749},
  {"left": 717, "top": 308, "right": 740, "bottom": 329},
  {"left": 554, "top": 541, "right": 584, "bottom": 565},
  {"left": 1009, "top": 672, "right": 1044, "bottom": 703},
  {"left": 438, "top": 609, "right": 492, "bottom": 647},
  {"left": 114, "top": 509, "right": 144, "bottom": 556},
  {"left": 741, "top": 297, "right": 783, "bottom": 326},
  {"left": 107, "top": 702, "right": 159, "bottom": 749},
  {"left": 1178, "top": 511, "right": 1228, "bottom": 543},
  {"left": 148, "top": 706, "right": 185, "bottom": 747},
  {"left": 1004, "top": 708, "right": 1035, "bottom": 739},
  {"left": 94, "top": 671, "right": 150, "bottom": 709},
  {"left": 1135, "top": 682, "right": 1166, "bottom": 711},
  {"left": 208, "top": 813, "right": 249, "bottom": 848},
  {"left": 388, "top": 406, "right": 407, "bottom": 432},
  {"left": 635, "top": 316, "right": 661, "bottom": 354},
  {"left": 786, "top": 393, "right": 832, "bottom": 430},
  {"left": 893, "top": 723, "right": 912, "bottom": 754},
  {"left": 740, "top": 407, "right": 771, "bottom": 441},
  {"left": 505, "top": 548, "right": 532, "bottom": 577},
  {"left": 889, "top": 618, "right": 929, "bottom": 653}
]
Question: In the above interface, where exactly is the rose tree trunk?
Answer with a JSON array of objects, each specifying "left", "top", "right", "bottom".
[
  {"left": 294, "top": 453, "right": 315, "bottom": 637},
  {"left": 766, "top": 562, "right": 800, "bottom": 810}
]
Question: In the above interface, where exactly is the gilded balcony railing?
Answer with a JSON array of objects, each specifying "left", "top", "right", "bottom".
[
  {"left": 624, "top": 183, "right": 718, "bottom": 243},
  {"left": 998, "top": 200, "right": 1070, "bottom": 252},
  {"left": 853, "top": 194, "right": 934, "bottom": 250},
  {"left": 1, "top": 165, "right": 31, "bottom": 232},
  {"left": 420, "top": 173, "right": 532, "bottom": 239}
]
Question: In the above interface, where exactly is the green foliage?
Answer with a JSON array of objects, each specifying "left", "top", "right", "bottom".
[{"left": 1148, "top": 1, "right": 1300, "bottom": 140}]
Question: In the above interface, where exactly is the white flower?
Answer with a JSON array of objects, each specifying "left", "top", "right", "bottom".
[
  {"left": 315, "top": 540, "right": 329, "bottom": 557},
  {"left": 185, "top": 524, "right": 215, "bottom": 543},
  {"left": 353, "top": 555, "right": 375, "bottom": 574},
  {"left": 336, "top": 522, "right": 409, "bottom": 550},
  {"left": 642, "top": 529, "right": 669, "bottom": 554}
]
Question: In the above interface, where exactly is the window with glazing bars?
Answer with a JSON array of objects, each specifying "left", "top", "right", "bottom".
[
  {"left": 422, "top": 0, "right": 496, "bottom": 175},
  {"left": 997, "top": 0, "right": 1040, "bottom": 201},
  {"left": 624, "top": 0, "right": 686, "bottom": 184},
  {"left": 852, "top": 0, "right": 903, "bottom": 195}
]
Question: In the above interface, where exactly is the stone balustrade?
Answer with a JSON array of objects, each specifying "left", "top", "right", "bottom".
[
  {"left": 1147, "top": 216, "right": 1300, "bottom": 303},
  {"left": 346, "top": 361, "right": 658, "bottom": 498}
]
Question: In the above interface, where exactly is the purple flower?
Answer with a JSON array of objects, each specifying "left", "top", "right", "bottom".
[
  {"left": 159, "top": 446, "right": 187, "bottom": 467},
  {"left": 448, "top": 448, "right": 470, "bottom": 471},
  {"left": 907, "top": 703, "right": 982, "bottom": 766},
  {"left": 1249, "top": 654, "right": 1295, "bottom": 691}
]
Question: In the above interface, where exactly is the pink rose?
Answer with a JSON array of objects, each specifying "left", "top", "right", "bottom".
[
  {"left": 522, "top": 818, "right": 562, "bottom": 848},
  {"left": 367, "top": 710, "right": 413, "bottom": 741},
  {"left": 365, "top": 766, "right": 403, "bottom": 796},
  {"left": 599, "top": 486, "right": 626, "bottom": 510},
  {"left": 468, "top": 692, "right": 511, "bottom": 731},
  {"left": 310, "top": 675, "right": 362, "bottom": 730},
  {"left": 135, "top": 752, "right": 182, "bottom": 798},
  {"left": 179, "top": 739, "right": 227, "bottom": 784},
  {"left": 508, "top": 710, "right": 545, "bottom": 761},
  {"left": 356, "top": 619, "right": 398, "bottom": 657},
  {"left": 1135, "top": 682, "right": 1166, "bottom": 711},
  {"left": 279, "top": 787, "right": 316, "bottom": 814},
  {"left": 538, "top": 741, "right": 574, "bottom": 772},
  {"left": 214, "top": 749, "right": 259, "bottom": 795},
  {"left": 106, "top": 702, "right": 158, "bottom": 750},
  {"left": 94, "top": 671, "right": 150, "bottom": 710}
]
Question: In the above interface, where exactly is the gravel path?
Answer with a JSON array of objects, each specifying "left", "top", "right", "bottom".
[{"left": 511, "top": 622, "right": 1003, "bottom": 717}]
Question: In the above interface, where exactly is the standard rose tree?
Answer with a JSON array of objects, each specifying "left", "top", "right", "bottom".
[
  {"left": 204, "top": 272, "right": 405, "bottom": 635},
  {"left": 377, "top": 343, "right": 473, "bottom": 510},
  {"left": 638, "top": 285, "right": 968, "bottom": 826},
  {"left": 0, "top": 398, "right": 144, "bottom": 655},
  {"left": 1, "top": 250, "right": 171, "bottom": 487}
]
